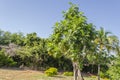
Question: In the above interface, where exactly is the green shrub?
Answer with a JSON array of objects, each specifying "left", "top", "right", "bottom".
[
  {"left": 100, "top": 71, "right": 105, "bottom": 78},
  {"left": 0, "top": 50, "right": 16, "bottom": 67},
  {"left": 103, "top": 78, "right": 109, "bottom": 80},
  {"left": 91, "top": 75, "right": 97, "bottom": 78},
  {"left": 63, "top": 71, "right": 73, "bottom": 76},
  {"left": 108, "top": 57, "right": 120, "bottom": 80},
  {"left": 100, "top": 71, "right": 109, "bottom": 79},
  {"left": 45, "top": 67, "right": 58, "bottom": 76}
]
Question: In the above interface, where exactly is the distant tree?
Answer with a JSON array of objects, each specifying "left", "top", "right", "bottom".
[
  {"left": 11, "top": 32, "right": 25, "bottom": 46},
  {"left": 17, "top": 33, "right": 49, "bottom": 69},
  {"left": 0, "top": 29, "right": 4, "bottom": 44},
  {"left": 24, "top": 32, "right": 40, "bottom": 46},
  {"left": 0, "top": 30, "right": 11, "bottom": 45}
]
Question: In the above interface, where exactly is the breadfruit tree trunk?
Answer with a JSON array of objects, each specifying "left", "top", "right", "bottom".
[{"left": 73, "top": 62, "right": 84, "bottom": 80}]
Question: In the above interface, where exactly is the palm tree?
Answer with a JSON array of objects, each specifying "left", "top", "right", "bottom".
[{"left": 95, "top": 27, "right": 119, "bottom": 80}]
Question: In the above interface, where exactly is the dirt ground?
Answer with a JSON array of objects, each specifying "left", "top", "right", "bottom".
[
  {"left": 0, "top": 68, "right": 73, "bottom": 80},
  {"left": 0, "top": 68, "right": 103, "bottom": 80}
]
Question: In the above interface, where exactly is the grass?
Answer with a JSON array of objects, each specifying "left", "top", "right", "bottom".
[{"left": 0, "top": 68, "right": 105, "bottom": 80}]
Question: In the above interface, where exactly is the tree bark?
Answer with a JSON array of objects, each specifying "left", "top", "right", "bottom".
[
  {"left": 78, "top": 68, "right": 84, "bottom": 80},
  {"left": 73, "top": 62, "right": 84, "bottom": 80},
  {"left": 98, "top": 64, "right": 100, "bottom": 80},
  {"left": 73, "top": 62, "right": 77, "bottom": 80}
]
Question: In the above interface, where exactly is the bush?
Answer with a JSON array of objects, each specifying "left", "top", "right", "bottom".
[
  {"left": 100, "top": 71, "right": 109, "bottom": 79},
  {"left": 100, "top": 71, "right": 105, "bottom": 78},
  {"left": 45, "top": 67, "right": 58, "bottom": 76},
  {"left": 103, "top": 78, "right": 109, "bottom": 80},
  {"left": 108, "top": 57, "right": 120, "bottom": 80},
  {"left": 91, "top": 75, "right": 97, "bottom": 78},
  {"left": 63, "top": 72, "right": 73, "bottom": 76},
  {"left": 0, "top": 50, "right": 16, "bottom": 67}
]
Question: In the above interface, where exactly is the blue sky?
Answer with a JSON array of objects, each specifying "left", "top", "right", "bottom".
[{"left": 0, "top": 0, "right": 120, "bottom": 38}]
